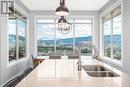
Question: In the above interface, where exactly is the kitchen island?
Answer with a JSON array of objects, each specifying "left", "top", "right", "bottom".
[{"left": 16, "top": 58, "right": 130, "bottom": 87}]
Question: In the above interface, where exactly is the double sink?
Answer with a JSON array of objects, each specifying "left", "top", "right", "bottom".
[{"left": 82, "top": 65, "right": 120, "bottom": 77}]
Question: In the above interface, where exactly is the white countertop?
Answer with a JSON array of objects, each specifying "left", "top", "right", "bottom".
[{"left": 16, "top": 58, "right": 130, "bottom": 87}]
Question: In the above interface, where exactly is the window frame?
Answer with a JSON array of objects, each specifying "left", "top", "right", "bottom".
[
  {"left": 99, "top": 0, "right": 123, "bottom": 65},
  {"left": 17, "top": 19, "right": 27, "bottom": 59},
  {"left": 8, "top": 12, "right": 27, "bottom": 63},
  {"left": 37, "top": 22, "right": 56, "bottom": 55},
  {"left": 36, "top": 18, "right": 94, "bottom": 56}
]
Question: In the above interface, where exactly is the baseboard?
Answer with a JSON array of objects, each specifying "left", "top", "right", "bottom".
[{"left": 0, "top": 65, "right": 32, "bottom": 87}]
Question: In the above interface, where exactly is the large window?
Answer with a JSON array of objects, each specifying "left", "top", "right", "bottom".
[
  {"left": 37, "top": 19, "right": 93, "bottom": 56},
  {"left": 37, "top": 21, "right": 55, "bottom": 56},
  {"left": 9, "top": 19, "right": 17, "bottom": 61},
  {"left": 75, "top": 20, "right": 92, "bottom": 56},
  {"left": 8, "top": 9, "right": 27, "bottom": 62},
  {"left": 56, "top": 23, "right": 73, "bottom": 55},
  {"left": 18, "top": 19, "right": 26, "bottom": 58},
  {"left": 104, "top": 20, "right": 111, "bottom": 58},
  {"left": 102, "top": 5, "right": 122, "bottom": 61}
]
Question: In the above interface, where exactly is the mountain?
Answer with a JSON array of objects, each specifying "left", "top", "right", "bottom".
[
  {"left": 38, "top": 36, "right": 92, "bottom": 46},
  {"left": 104, "top": 35, "right": 121, "bottom": 46},
  {"left": 9, "top": 34, "right": 25, "bottom": 44},
  {"left": 38, "top": 35, "right": 121, "bottom": 46},
  {"left": 9, "top": 34, "right": 121, "bottom": 46}
]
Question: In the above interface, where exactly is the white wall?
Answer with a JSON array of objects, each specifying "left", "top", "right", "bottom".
[
  {"left": 0, "top": 0, "right": 2, "bottom": 85},
  {"left": 122, "top": 0, "right": 130, "bottom": 74},
  {"left": 29, "top": 10, "right": 99, "bottom": 57},
  {"left": 99, "top": 0, "right": 130, "bottom": 75},
  {"left": 0, "top": 0, "right": 31, "bottom": 86}
]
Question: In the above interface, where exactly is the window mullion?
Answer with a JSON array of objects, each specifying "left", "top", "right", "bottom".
[
  {"left": 16, "top": 18, "right": 19, "bottom": 60},
  {"left": 54, "top": 19, "right": 56, "bottom": 52},
  {"left": 73, "top": 19, "right": 75, "bottom": 52},
  {"left": 111, "top": 13, "right": 114, "bottom": 59},
  {"left": 25, "top": 20, "right": 27, "bottom": 57},
  {"left": 91, "top": 20, "right": 94, "bottom": 54},
  {"left": 102, "top": 21, "right": 104, "bottom": 57}
]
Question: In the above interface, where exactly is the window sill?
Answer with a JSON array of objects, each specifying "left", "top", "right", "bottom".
[
  {"left": 100, "top": 57, "right": 123, "bottom": 67},
  {"left": 7, "top": 57, "right": 28, "bottom": 68}
]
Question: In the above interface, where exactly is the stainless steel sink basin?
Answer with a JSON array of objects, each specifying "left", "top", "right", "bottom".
[
  {"left": 87, "top": 71, "right": 119, "bottom": 77},
  {"left": 82, "top": 65, "right": 109, "bottom": 71},
  {"left": 82, "top": 65, "right": 120, "bottom": 77}
]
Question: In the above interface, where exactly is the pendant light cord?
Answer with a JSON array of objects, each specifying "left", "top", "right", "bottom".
[{"left": 60, "top": 0, "right": 65, "bottom": 6}]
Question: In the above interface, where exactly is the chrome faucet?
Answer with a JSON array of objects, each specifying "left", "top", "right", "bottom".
[
  {"left": 76, "top": 43, "right": 99, "bottom": 71},
  {"left": 89, "top": 43, "right": 99, "bottom": 59}
]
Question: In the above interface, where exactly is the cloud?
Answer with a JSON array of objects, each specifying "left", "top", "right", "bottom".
[{"left": 37, "top": 24, "right": 92, "bottom": 40}]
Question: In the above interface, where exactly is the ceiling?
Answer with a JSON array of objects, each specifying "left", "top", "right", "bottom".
[{"left": 20, "top": 0, "right": 110, "bottom": 11}]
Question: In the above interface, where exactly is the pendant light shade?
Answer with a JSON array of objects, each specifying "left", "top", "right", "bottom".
[
  {"left": 57, "top": 16, "right": 71, "bottom": 34},
  {"left": 55, "top": 6, "right": 69, "bottom": 16},
  {"left": 55, "top": 0, "right": 69, "bottom": 16},
  {"left": 55, "top": 0, "right": 71, "bottom": 34}
]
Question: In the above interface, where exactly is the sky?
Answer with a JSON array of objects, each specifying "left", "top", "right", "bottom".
[
  {"left": 104, "top": 15, "right": 121, "bottom": 35},
  {"left": 9, "top": 17, "right": 121, "bottom": 40},
  {"left": 37, "top": 23, "right": 92, "bottom": 40},
  {"left": 9, "top": 19, "right": 25, "bottom": 37}
]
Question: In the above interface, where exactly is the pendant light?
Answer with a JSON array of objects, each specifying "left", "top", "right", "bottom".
[
  {"left": 57, "top": 16, "right": 71, "bottom": 34},
  {"left": 55, "top": 0, "right": 69, "bottom": 16}
]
